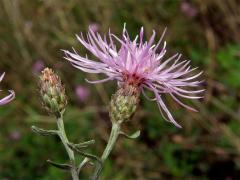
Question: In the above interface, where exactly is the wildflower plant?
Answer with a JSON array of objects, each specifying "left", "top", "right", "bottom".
[
  {"left": 32, "top": 25, "right": 203, "bottom": 180},
  {"left": 64, "top": 25, "right": 204, "bottom": 179},
  {"left": 32, "top": 68, "right": 99, "bottom": 180},
  {"left": 0, "top": 72, "right": 15, "bottom": 106}
]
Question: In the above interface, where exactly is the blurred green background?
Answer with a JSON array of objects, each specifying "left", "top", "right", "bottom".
[{"left": 0, "top": 0, "right": 240, "bottom": 179}]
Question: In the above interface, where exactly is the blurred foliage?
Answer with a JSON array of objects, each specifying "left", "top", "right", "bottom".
[
  {"left": 216, "top": 44, "right": 240, "bottom": 88},
  {"left": 0, "top": 0, "right": 240, "bottom": 179}
]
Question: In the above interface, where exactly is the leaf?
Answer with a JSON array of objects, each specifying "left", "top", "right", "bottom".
[
  {"left": 120, "top": 130, "right": 141, "bottom": 139},
  {"left": 47, "top": 159, "right": 71, "bottom": 170},
  {"left": 31, "top": 126, "right": 59, "bottom": 136},
  {"left": 71, "top": 139, "right": 95, "bottom": 149},
  {"left": 67, "top": 143, "right": 102, "bottom": 164}
]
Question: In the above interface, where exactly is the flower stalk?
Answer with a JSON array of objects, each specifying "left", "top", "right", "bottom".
[
  {"left": 57, "top": 113, "right": 79, "bottom": 180},
  {"left": 92, "top": 122, "right": 121, "bottom": 180},
  {"left": 32, "top": 113, "right": 79, "bottom": 179},
  {"left": 91, "top": 84, "right": 140, "bottom": 179}
]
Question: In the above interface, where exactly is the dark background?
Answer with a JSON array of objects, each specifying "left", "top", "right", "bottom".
[{"left": 0, "top": 0, "right": 240, "bottom": 179}]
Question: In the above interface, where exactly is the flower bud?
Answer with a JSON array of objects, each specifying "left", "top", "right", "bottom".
[
  {"left": 39, "top": 68, "right": 67, "bottom": 116},
  {"left": 109, "top": 85, "right": 140, "bottom": 124}
]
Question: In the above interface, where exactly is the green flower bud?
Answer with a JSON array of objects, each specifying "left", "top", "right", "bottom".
[
  {"left": 109, "top": 85, "right": 140, "bottom": 123},
  {"left": 39, "top": 68, "right": 67, "bottom": 117}
]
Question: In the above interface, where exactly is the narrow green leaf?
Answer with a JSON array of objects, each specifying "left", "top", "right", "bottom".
[
  {"left": 31, "top": 126, "right": 59, "bottom": 136},
  {"left": 120, "top": 130, "right": 141, "bottom": 139},
  {"left": 73, "top": 140, "right": 95, "bottom": 149},
  {"left": 68, "top": 143, "right": 102, "bottom": 164},
  {"left": 47, "top": 159, "right": 71, "bottom": 170}
]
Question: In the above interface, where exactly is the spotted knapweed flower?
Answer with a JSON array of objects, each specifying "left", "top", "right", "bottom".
[
  {"left": 32, "top": 59, "right": 45, "bottom": 74},
  {"left": 0, "top": 72, "right": 15, "bottom": 106},
  {"left": 75, "top": 85, "right": 90, "bottom": 103},
  {"left": 181, "top": 1, "right": 198, "bottom": 18},
  {"left": 64, "top": 25, "right": 204, "bottom": 128}
]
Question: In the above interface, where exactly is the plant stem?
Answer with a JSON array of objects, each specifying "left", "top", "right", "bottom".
[
  {"left": 78, "top": 157, "right": 90, "bottom": 174},
  {"left": 92, "top": 122, "right": 121, "bottom": 180},
  {"left": 57, "top": 114, "right": 79, "bottom": 180}
]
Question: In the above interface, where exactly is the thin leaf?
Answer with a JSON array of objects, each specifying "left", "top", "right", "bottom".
[
  {"left": 46, "top": 159, "right": 71, "bottom": 170},
  {"left": 68, "top": 143, "right": 102, "bottom": 165},
  {"left": 70, "top": 139, "right": 95, "bottom": 149},
  {"left": 31, "top": 126, "right": 59, "bottom": 136},
  {"left": 120, "top": 130, "right": 141, "bottom": 139}
]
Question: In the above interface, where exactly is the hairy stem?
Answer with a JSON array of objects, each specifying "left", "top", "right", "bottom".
[
  {"left": 57, "top": 114, "right": 79, "bottom": 180},
  {"left": 92, "top": 122, "right": 121, "bottom": 180}
]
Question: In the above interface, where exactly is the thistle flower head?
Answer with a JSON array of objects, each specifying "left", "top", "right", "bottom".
[
  {"left": 0, "top": 72, "right": 15, "bottom": 106},
  {"left": 110, "top": 84, "right": 140, "bottom": 124},
  {"left": 39, "top": 68, "right": 67, "bottom": 116},
  {"left": 64, "top": 25, "right": 204, "bottom": 128}
]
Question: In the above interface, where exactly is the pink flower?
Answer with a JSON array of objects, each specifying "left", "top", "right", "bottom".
[
  {"left": 181, "top": 1, "right": 198, "bottom": 18},
  {"left": 9, "top": 130, "right": 21, "bottom": 141},
  {"left": 89, "top": 23, "right": 99, "bottom": 33},
  {"left": 0, "top": 73, "right": 15, "bottom": 105},
  {"left": 75, "top": 85, "right": 90, "bottom": 102},
  {"left": 32, "top": 60, "right": 45, "bottom": 74},
  {"left": 64, "top": 25, "right": 204, "bottom": 128}
]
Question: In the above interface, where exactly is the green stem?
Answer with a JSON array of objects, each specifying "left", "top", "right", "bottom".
[
  {"left": 57, "top": 114, "right": 79, "bottom": 180},
  {"left": 92, "top": 122, "right": 121, "bottom": 180}
]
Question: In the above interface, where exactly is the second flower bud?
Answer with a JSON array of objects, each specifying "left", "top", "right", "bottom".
[{"left": 39, "top": 68, "right": 67, "bottom": 117}]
